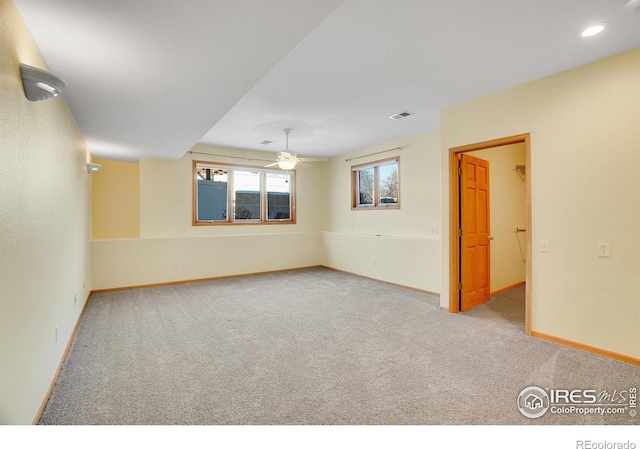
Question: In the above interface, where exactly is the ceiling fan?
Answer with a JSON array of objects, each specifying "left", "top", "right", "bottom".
[{"left": 265, "top": 128, "right": 327, "bottom": 170}]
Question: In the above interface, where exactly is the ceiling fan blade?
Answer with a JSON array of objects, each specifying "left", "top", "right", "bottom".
[
  {"left": 264, "top": 162, "right": 279, "bottom": 167},
  {"left": 298, "top": 157, "right": 328, "bottom": 162},
  {"left": 278, "top": 151, "right": 294, "bottom": 159}
]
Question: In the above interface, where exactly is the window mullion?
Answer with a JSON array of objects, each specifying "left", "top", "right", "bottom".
[
  {"left": 228, "top": 168, "right": 234, "bottom": 222},
  {"left": 354, "top": 170, "right": 360, "bottom": 206},
  {"left": 374, "top": 166, "right": 380, "bottom": 207},
  {"left": 289, "top": 173, "right": 295, "bottom": 221},
  {"left": 260, "top": 172, "right": 267, "bottom": 222}
]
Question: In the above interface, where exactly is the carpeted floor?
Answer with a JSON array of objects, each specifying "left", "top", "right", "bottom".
[{"left": 39, "top": 267, "right": 639, "bottom": 425}]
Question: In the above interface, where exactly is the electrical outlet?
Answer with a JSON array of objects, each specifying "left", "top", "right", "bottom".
[
  {"left": 540, "top": 240, "right": 550, "bottom": 253},
  {"left": 55, "top": 325, "right": 58, "bottom": 343},
  {"left": 173, "top": 262, "right": 179, "bottom": 270},
  {"left": 371, "top": 259, "right": 376, "bottom": 267},
  {"left": 598, "top": 243, "right": 610, "bottom": 258},
  {"left": 74, "top": 294, "right": 77, "bottom": 306}
]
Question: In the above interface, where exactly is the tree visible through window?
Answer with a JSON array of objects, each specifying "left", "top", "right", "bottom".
[
  {"left": 352, "top": 157, "right": 399, "bottom": 209},
  {"left": 379, "top": 163, "right": 398, "bottom": 204},
  {"left": 358, "top": 167, "right": 374, "bottom": 205}
]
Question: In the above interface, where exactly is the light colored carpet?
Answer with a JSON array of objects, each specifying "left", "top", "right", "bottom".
[{"left": 39, "top": 268, "right": 639, "bottom": 425}]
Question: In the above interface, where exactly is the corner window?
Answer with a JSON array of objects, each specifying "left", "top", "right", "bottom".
[
  {"left": 352, "top": 157, "right": 399, "bottom": 210},
  {"left": 193, "top": 161, "right": 295, "bottom": 225}
]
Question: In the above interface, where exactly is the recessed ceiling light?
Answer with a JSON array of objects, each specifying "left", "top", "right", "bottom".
[
  {"left": 581, "top": 24, "right": 607, "bottom": 38},
  {"left": 389, "top": 111, "right": 414, "bottom": 120}
]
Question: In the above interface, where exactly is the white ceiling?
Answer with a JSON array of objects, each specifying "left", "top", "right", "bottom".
[{"left": 15, "top": 1, "right": 640, "bottom": 161}]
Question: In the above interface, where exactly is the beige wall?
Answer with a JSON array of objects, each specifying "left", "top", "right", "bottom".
[
  {"left": 473, "top": 143, "right": 526, "bottom": 292},
  {"left": 0, "top": 2, "right": 92, "bottom": 424},
  {"left": 321, "top": 131, "right": 441, "bottom": 293},
  {"left": 91, "top": 145, "right": 325, "bottom": 289},
  {"left": 92, "top": 158, "right": 140, "bottom": 239},
  {"left": 91, "top": 232, "right": 322, "bottom": 290},
  {"left": 4, "top": 0, "right": 635, "bottom": 424},
  {"left": 441, "top": 48, "right": 640, "bottom": 359},
  {"left": 93, "top": 134, "right": 442, "bottom": 293},
  {"left": 140, "top": 145, "right": 325, "bottom": 238}
]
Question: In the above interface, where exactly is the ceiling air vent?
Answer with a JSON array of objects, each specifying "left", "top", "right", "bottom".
[
  {"left": 261, "top": 140, "right": 273, "bottom": 145},
  {"left": 388, "top": 111, "right": 414, "bottom": 120}
]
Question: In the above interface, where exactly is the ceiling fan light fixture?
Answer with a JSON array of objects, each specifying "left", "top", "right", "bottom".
[
  {"left": 265, "top": 128, "right": 324, "bottom": 170},
  {"left": 276, "top": 129, "right": 298, "bottom": 170},
  {"left": 277, "top": 160, "right": 297, "bottom": 170}
]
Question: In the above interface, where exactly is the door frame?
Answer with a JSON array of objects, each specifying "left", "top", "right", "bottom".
[{"left": 448, "top": 133, "right": 532, "bottom": 335}]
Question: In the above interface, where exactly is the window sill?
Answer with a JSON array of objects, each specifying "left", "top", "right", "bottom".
[
  {"left": 351, "top": 205, "right": 399, "bottom": 211},
  {"left": 193, "top": 220, "right": 297, "bottom": 226}
]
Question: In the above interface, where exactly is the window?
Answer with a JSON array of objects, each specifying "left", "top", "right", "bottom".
[
  {"left": 193, "top": 161, "right": 295, "bottom": 225},
  {"left": 352, "top": 157, "right": 399, "bottom": 209}
]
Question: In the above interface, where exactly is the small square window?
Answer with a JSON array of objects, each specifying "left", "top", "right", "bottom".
[{"left": 352, "top": 157, "right": 399, "bottom": 210}]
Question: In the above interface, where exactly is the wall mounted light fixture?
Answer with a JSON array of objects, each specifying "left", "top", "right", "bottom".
[
  {"left": 87, "top": 163, "right": 102, "bottom": 174},
  {"left": 19, "top": 63, "right": 67, "bottom": 102}
]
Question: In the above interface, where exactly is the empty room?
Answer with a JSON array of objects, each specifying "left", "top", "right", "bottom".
[{"left": 1, "top": 0, "right": 639, "bottom": 442}]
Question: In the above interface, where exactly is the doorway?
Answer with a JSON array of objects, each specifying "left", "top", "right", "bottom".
[{"left": 448, "top": 134, "right": 532, "bottom": 335}]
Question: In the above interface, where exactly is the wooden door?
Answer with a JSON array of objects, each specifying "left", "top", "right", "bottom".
[{"left": 459, "top": 154, "right": 491, "bottom": 311}]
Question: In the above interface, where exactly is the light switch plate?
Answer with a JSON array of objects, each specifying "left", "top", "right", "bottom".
[{"left": 541, "top": 240, "right": 550, "bottom": 253}]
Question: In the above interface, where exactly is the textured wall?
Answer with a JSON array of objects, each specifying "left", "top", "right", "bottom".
[
  {"left": 0, "top": 1, "right": 92, "bottom": 424},
  {"left": 441, "top": 48, "right": 640, "bottom": 359},
  {"left": 91, "top": 145, "right": 325, "bottom": 289},
  {"left": 92, "top": 158, "right": 140, "bottom": 239},
  {"left": 321, "top": 130, "right": 442, "bottom": 293}
]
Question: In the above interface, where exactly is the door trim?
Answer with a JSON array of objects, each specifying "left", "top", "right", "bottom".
[{"left": 448, "top": 133, "right": 532, "bottom": 335}]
